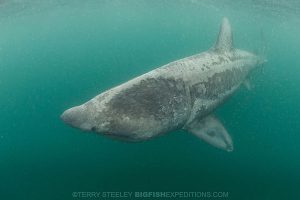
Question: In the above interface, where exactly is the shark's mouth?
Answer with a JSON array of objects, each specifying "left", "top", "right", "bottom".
[{"left": 102, "top": 131, "right": 142, "bottom": 142}]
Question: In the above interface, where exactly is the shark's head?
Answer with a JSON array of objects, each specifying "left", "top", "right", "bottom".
[
  {"left": 60, "top": 95, "right": 113, "bottom": 133},
  {"left": 61, "top": 104, "right": 98, "bottom": 132},
  {"left": 60, "top": 95, "right": 144, "bottom": 141}
]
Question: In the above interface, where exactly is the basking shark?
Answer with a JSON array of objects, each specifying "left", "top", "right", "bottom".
[{"left": 61, "top": 18, "right": 264, "bottom": 152}]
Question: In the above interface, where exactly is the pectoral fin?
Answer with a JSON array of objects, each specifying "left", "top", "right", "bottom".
[{"left": 184, "top": 115, "right": 233, "bottom": 152}]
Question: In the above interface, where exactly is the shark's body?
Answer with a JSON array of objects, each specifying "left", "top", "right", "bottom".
[{"left": 61, "top": 18, "right": 263, "bottom": 151}]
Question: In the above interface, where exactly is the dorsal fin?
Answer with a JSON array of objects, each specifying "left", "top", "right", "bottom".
[{"left": 214, "top": 17, "right": 233, "bottom": 52}]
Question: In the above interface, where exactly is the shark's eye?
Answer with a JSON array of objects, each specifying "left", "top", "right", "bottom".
[{"left": 91, "top": 127, "right": 97, "bottom": 131}]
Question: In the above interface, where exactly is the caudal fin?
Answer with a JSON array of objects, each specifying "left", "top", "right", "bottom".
[{"left": 258, "top": 29, "right": 268, "bottom": 64}]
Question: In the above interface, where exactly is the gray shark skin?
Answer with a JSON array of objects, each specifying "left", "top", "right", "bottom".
[{"left": 61, "top": 18, "right": 264, "bottom": 152}]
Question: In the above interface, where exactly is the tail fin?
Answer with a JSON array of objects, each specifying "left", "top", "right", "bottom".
[
  {"left": 253, "top": 29, "right": 268, "bottom": 76},
  {"left": 258, "top": 29, "right": 268, "bottom": 64}
]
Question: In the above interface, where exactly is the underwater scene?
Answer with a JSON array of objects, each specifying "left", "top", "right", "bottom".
[{"left": 0, "top": 0, "right": 300, "bottom": 199}]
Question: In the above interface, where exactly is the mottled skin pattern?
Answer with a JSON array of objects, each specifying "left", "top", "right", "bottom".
[
  {"left": 61, "top": 18, "right": 263, "bottom": 143},
  {"left": 61, "top": 49, "right": 260, "bottom": 141}
]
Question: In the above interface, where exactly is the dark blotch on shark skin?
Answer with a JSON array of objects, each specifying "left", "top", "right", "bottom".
[
  {"left": 108, "top": 77, "right": 190, "bottom": 123},
  {"left": 205, "top": 68, "right": 246, "bottom": 98},
  {"left": 218, "top": 56, "right": 226, "bottom": 63},
  {"left": 191, "top": 68, "right": 246, "bottom": 100}
]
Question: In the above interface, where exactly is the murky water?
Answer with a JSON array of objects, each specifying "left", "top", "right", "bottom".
[{"left": 0, "top": 1, "right": 299, "bottom": 199}]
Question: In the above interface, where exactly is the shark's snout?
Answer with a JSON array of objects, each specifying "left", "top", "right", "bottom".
[{"left": 61, "top": 106, "right": 93, "bottom": 131}]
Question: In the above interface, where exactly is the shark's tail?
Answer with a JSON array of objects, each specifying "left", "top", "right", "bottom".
[
  {"left": 252, "top": 29, "right": 268, "bottom": 79},
  {"left": 258, "top": 29, "right": 268, "bottom": 65}
]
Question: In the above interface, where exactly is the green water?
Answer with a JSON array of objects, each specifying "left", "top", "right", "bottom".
[{"left": 1, "top": 1, "right": 300, "bottom": 199}]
